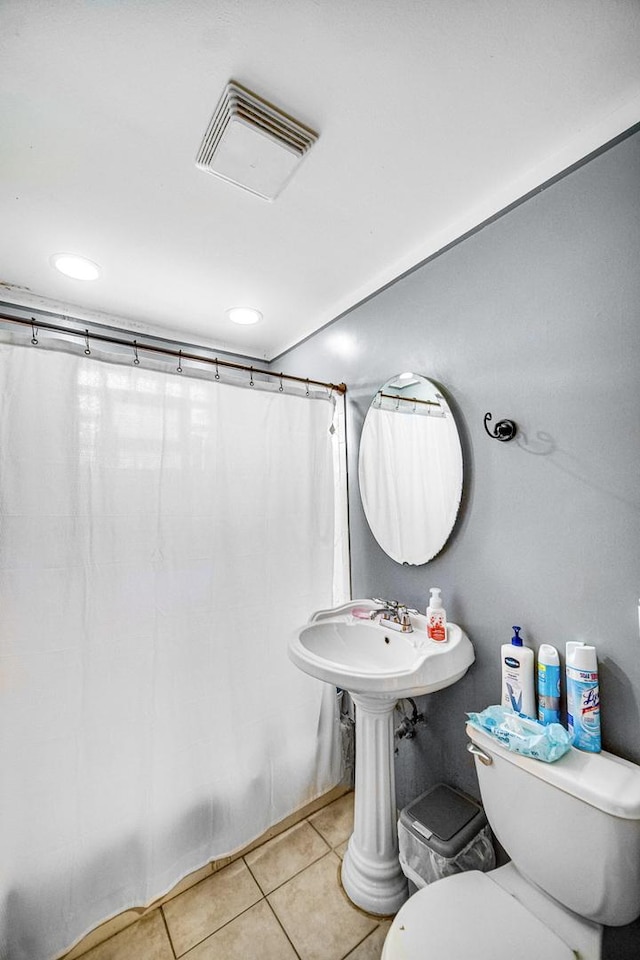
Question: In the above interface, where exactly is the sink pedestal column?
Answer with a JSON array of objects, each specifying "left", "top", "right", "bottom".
[{"left": 341, "top": 693, "right": 408, "bottom": 915}]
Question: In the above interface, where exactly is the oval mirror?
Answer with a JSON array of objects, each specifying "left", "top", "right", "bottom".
[{"left": 358, "top": 374, "right": 463, "bottom": 565}]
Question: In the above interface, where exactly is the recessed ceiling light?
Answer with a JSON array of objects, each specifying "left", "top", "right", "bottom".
[
  {"left": 51, "top": 253, "right": 101, "bottom": 281},
  {"left": 226, "top": 307, "right": 263, "bottom": 325}
]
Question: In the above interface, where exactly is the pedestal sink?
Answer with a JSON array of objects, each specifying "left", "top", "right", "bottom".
[{"left": 289, "top": 599, "right": 474, "bottom": 916}]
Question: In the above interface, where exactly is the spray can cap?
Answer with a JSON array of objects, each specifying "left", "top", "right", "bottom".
[
  {"left": 567, "top": 642, "right": 597, "bottom": 671},
  {"left": 511, "top": 626, "right": 523, "bottom": 647},
  {"left": 428, "top": 587, "right": 442, "bottom": 608},
  {"left": 538, "top": 643, "right": 559, "bottom": 666}
]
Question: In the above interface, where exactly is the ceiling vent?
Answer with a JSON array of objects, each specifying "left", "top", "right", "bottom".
[{"left": 195, "top": 81, "right": 318, "bottom": 201}]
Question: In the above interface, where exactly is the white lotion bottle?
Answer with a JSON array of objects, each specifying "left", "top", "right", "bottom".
[
  {"left": 501, "top": 626, "right": 536, "bottom": 718},
  {"left": 426, "top": 587, "right": 447, "bottom": 642}
]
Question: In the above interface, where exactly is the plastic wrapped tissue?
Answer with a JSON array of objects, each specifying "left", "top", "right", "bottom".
[{"left": 467, "top": 705, "right": 573, "bottom": 763}]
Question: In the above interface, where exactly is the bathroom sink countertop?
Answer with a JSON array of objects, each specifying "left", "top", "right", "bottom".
[{"left": 289, "top": 599, "right": 475, "bottom": 698}]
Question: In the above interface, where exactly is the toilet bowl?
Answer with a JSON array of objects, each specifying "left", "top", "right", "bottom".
[{"left": 382, "top": 722, "right": 640, "bottom": 960}]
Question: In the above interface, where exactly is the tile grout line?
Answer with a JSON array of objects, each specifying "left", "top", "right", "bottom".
[
  {"left": 242, "top": 853, "right": 267, "bottom": 895},
  {"left": 338, "top": 924, "right": 383, "bottom": 960},
  {"left": 305, "top": 814, "right": 351, "bottom": 851},
  {"left": 243, "top": 828, "right": 333, "bottom": 897},
  {"left": 159, "top": 905, "right": 178, "bottom": 959},
  {"left": 167, "top": 893, "right": 265, "bottom": 957},
  {"left": 263, "top": 897, "right": 304, "bottom": 960}
]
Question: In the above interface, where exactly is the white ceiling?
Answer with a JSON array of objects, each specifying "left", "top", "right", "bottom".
[{"left": 1, "top": 1, "right": 640, "bottom": 360}]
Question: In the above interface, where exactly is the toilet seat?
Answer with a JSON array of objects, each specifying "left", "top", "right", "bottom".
[{"left": 382, "top": 871, "right": 576, "bottom": 960}]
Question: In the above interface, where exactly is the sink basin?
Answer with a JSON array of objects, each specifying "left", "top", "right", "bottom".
[
  {"left": 289, "top": 598, "right": 474, "bottom": 698},
  {"left": 288, "top": 599, "right": 475, "bottom": 917}
]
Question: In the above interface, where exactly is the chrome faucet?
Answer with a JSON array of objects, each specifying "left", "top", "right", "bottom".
[{"left": 370, "top": 599, "right": 417, "bottom": 633}]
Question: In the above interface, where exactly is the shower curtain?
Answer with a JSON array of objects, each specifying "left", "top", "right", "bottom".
[{"left": 0, "top": 342, "right": 348, "bottom": 960}]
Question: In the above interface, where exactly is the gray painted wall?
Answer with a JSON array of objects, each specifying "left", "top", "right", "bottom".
[{"left": 277, "top": 128, "right": 640, "bottom": 810}]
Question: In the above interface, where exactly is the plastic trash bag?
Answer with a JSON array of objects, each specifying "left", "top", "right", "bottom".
[
  {"left": 399, "top": 822, "right": 495, "bottom": 888},
  {"left": 466, "top": 705, "right": 573, "bottom": 763}
]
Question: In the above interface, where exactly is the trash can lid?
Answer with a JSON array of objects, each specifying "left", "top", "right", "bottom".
[{"left": 400, "top": 783, "right": 487, "bottom": 858}]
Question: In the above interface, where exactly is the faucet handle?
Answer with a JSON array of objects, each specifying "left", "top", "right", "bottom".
[
  {"left": 372, "top": 598, "right": 399, "bottom": 611},
  {"left": 396, "top": 604, "right": 417, "bottom": 620}
]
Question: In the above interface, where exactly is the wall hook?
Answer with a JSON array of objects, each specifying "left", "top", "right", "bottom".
[{"left": 484, "top": 412, "right": 517, "bottom": 442}]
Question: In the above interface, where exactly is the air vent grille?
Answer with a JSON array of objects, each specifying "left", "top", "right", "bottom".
[{"left": 196, "top": 82, "right": 318, "bottom": 201}]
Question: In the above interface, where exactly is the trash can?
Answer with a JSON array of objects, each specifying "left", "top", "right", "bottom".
[{"left": 398, "top": 783, "right": 496, "bottom": 894}]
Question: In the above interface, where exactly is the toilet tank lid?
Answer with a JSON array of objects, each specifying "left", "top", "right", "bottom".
[{"left": 466, "top": 723, "right": 640, "bottom": 819}]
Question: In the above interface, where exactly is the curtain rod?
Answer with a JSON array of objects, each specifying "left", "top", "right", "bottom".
[
  {"left": 0, "top": 312, "right": 347, "bottom": 395},
  {"left": 379, "top": 391, "right": 440, "bottom": 407}
]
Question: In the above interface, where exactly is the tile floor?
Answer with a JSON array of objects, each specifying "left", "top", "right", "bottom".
[{"left": 72, "top": 793, "right": 394, "bottom": 960}]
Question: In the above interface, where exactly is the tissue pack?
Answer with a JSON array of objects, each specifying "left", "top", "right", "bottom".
[{"left": 467, "top": 705, "right": 573, "bottom": 763}]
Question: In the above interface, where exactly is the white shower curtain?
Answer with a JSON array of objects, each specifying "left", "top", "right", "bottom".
[{"left": 0, "top": 342, "right": 348, "bottom": 960}]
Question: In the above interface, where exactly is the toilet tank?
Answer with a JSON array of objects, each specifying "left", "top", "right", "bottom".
[{"left": 466, "top": 723, "right": 640, "bottom": 926}]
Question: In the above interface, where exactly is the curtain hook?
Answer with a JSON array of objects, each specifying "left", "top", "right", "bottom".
[
  {"left": 249, "top": 366, "right": 254, "bottom": 387},
  {"left": 30, "top": 319, "right": 38, "bottom": 345},
  {"left": 177, "top": 349, "right": 183, "bottom": 374},
  {"left": 328, "top": 384, "right": 334, "bottom": 399},
  {"left": 214, "top": 358, "right": 220, "bottom": 380},
  {"left": 279, "top": 372, "right": 284, "bottom": 393},
  {"left": 306, "top": 378, "right": 309, "bottom": 397},
  {"left": 413, "top": 398, "right": 417, "bottom": 413},
  {"left": 133, "top": 340, "right": 140, "bottom": 365},
  {"left": 396, "top": 395, "right": 400, "bottom": 410},
  {"left": 84, "top": 329, "right": 91, "bottom": 355}
]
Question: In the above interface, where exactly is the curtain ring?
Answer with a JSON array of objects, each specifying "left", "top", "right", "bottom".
[
  {"left": 249, "top": 366, "right": 254, "bottom": 387},
  {"left": 279, "top": 372, "right": 284, "bottom": 393},
  {"left": 133, "top": 340, "right": 140, "bottom": 365},
  {"left": 305, "top": 378, "right": 309, "bottom": 397},
  {"left": 30, "top": 320, "right": 38, "bottom": 345},
  {"left": 84, "top": 329, "right": 91, "bottom": 355},
  {"left": 214, "top": 358, "right": 220, "bottom": 380},
  {"left": 177, "top": 350, "right": 183, "bottom": 374}
]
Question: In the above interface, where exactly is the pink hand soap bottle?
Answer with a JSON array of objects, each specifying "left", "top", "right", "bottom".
[{"left": 426, "top": 587, "right": 447, "bottom": 642}]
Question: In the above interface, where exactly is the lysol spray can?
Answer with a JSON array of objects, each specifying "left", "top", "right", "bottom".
[{"left": 566, "top": 642, "right": 601, "bottom": 752}]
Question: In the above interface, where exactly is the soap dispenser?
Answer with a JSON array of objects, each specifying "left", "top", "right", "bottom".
[
  {"left": 501, "top": 626, "right": 535, "bottom": 718},
  {"left": 426, "top": 587, "right": 447, "bottom": 642}
]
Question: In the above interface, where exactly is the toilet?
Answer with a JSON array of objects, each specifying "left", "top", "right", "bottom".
[{"left": 382, "top": 721, "right": 640, "bottom": 960}]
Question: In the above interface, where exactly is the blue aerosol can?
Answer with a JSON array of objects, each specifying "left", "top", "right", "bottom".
[{"left": 537, "top": 644, "right": 561, "bottom": 725}]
